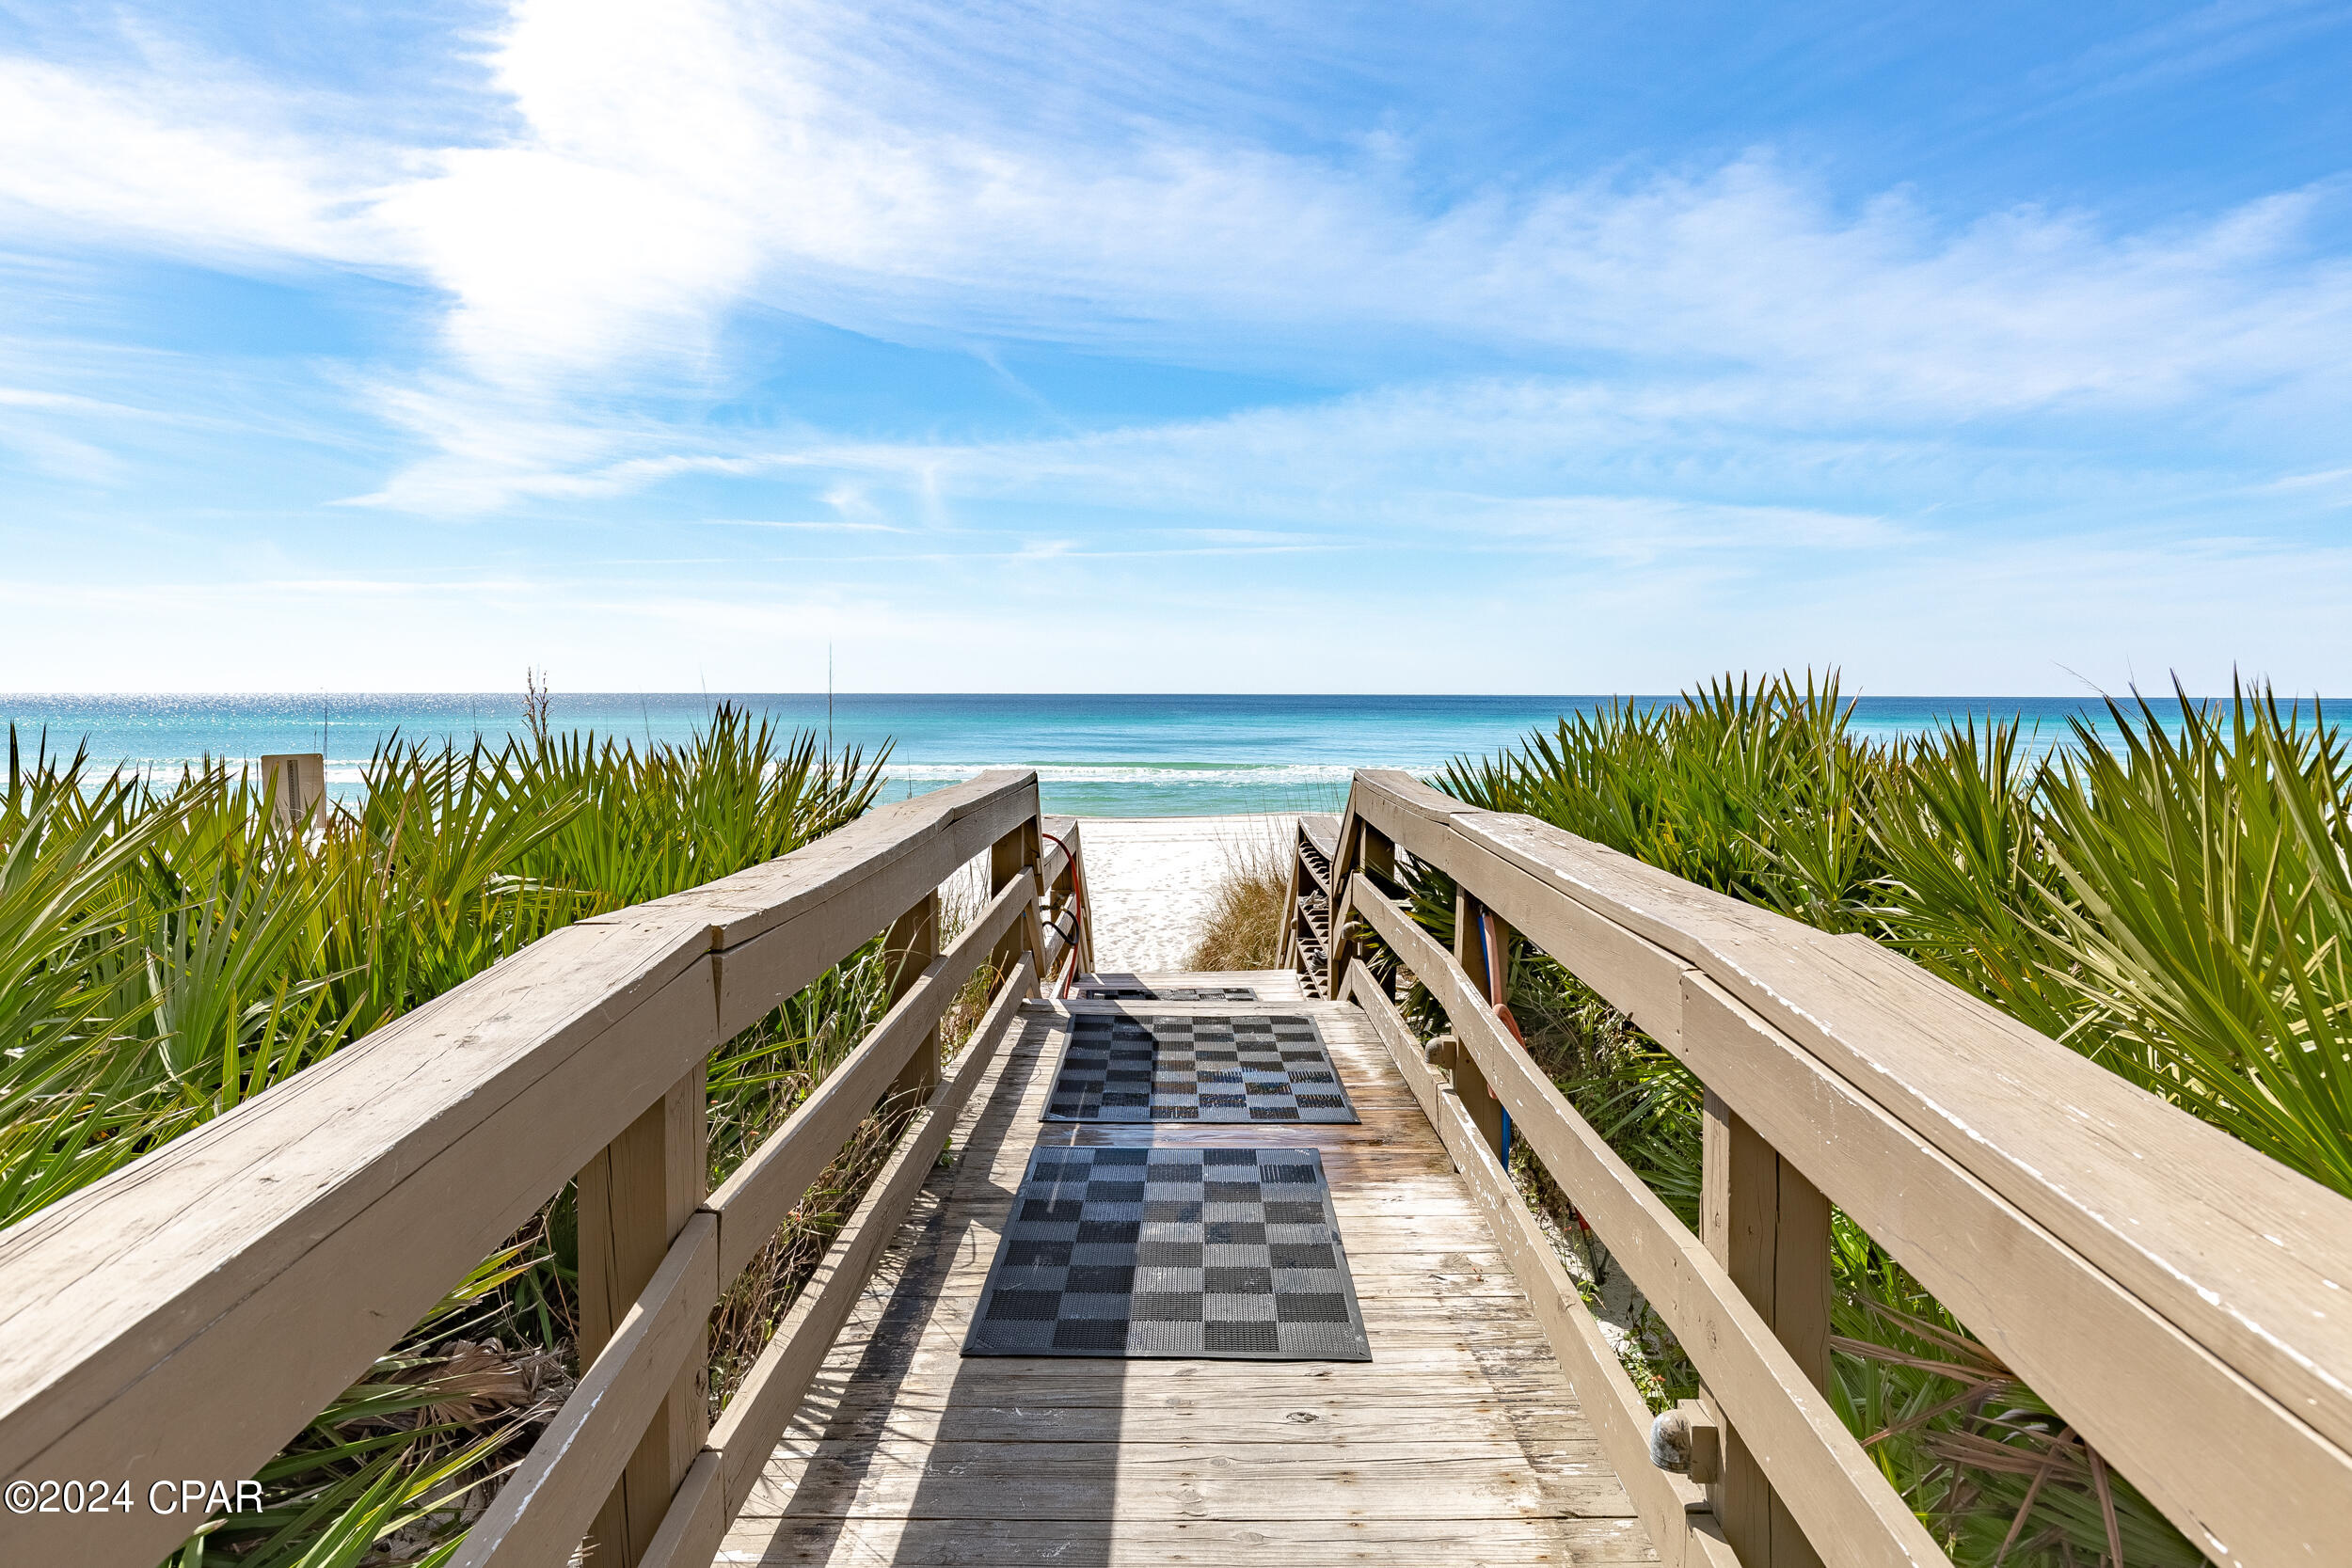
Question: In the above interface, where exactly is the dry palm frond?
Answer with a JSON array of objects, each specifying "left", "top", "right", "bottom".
[{"left": 415, "top": 1341, "right": 533, "bottom": 1429}]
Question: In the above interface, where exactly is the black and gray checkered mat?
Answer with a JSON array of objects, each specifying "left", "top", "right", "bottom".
[
  {"left": 962, "top": 1146, "right": 1371, "bottom": 1360},
  {"left": 1043, "top": 1012, "right": 1359, "bottom": 1123},
  {"left": 1074, "top": 985, "right": 1258, "bottom": 1001}
]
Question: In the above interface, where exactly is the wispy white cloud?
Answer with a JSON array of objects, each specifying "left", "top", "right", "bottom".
[
  {"left": 687, "top": 517, "right": 904, "bottom": 532},
  {"left": 2, "top": 0, "right": 2348, "bottom": 693},
  {"left": 8, "top": 1, "right": 2348, "bottom": 439},
  {"left": 320, "top": 361, "right": 2164, "bottom": 560},
  {"left": 2263, "top": 465, "right": 2352, "bottom": 499},
  {"left": 0, "top": 55, "right": 395, "bottom": 265},
  {"left": 0, "top": 386, "right": 159, "bottom": 415}
]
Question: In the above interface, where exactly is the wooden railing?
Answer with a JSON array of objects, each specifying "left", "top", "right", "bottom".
[
  {"left": 1277, "top": 813, "right": 1339, "bottom": 1000},
  {"left": 1288, "top": 769, "right": 2352, "bottom": 1568},
  {"left": 0, "top": 769, "right": 1091, "bottom": 1568}
]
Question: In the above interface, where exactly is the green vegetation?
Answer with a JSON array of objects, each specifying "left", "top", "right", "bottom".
[
  {"left": 1413, "top": 672, "right": 2342, "bottom": 1568},
  {"left": 1183, "top": 827, "right": 1294, "bottom": 972},
  {"left": 1, "top": 708, "right": 911, "bottom": 1566},
  {"left": 10, "top": 671, "right": 2333, "bottom": 1568}
]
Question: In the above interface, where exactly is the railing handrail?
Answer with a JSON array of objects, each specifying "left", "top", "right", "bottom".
[
  {"left": 0, "top": 768, "right": 1086, "bottom": 1568},
  {"left": 1325, "top": 768, "right": 2352, "bottom": 1568}
]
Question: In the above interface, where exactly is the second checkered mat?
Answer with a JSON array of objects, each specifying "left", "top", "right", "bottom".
[
  {"left": 1043, "top": 1011, "right": 1359, "bottom": 1123},
  {"left": 1073, "top": 985, "right": 1258, "bottom": 1002},
  {"left": 961, "top": 1146, "right": 1372, "bottom": 1359}
]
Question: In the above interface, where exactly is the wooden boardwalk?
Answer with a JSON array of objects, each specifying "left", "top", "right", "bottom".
[
  {"left": 714, "top": 972, "right": 1656, "bottom": 1567},
  {"left": 15, "top": 769, "right": 2342, "bottom": 1568}
]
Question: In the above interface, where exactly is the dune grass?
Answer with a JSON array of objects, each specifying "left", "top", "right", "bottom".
[
  {"left": 1, "top": 706, "right": 906, "bottom": 1566},
  {"left": 1182, "top": 825, "right": 1294, "bottom": 972},
  {"left": 1394, "top": 672, "right": 2346, "bottom": 1567}
]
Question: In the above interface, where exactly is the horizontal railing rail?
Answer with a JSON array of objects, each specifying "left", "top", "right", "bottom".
[
  {"left": 1315, "top": 768, "right": 2352, "bottom": 1568},
  {"left": 0, "top": 770, "right": 1092, "bottom": 1568}
]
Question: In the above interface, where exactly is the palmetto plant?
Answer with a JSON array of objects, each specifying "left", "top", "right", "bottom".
[
  {"left": 0, "top": 707, "right": 893, "bottom": 1565},
  {"left": 2027, "top": 689, "right": 2352, "bottom": 1195},
  {"left": 1435, "top": 672, "right": 2344, "bottom": 1567}
]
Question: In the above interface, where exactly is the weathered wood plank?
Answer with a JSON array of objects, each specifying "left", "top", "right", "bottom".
[
  {"left": 707, "top": 875, "right": 1036, "bottom": 1281},
  {"left": 635, "top": 964, "right": 1036, "bottom": 1568},
  {"left": 702, "top": 772, "right": 1041, "bottom": 1036},
  {"left": 1677, "top": 971, "right": 2352, "bottom": 1566},
  {"left": 1701, "top": 1085, "right": 1830, "bottom": 1568},
  {"left": 1349, "top": 768, "right": 2352, "bottom": 1568},
  {"left": 0, "top": 916, "right": 717, "bottom": 1567},
  {"left": 738, "top": 1439, "right": 1604, "bottom": 1520},
  {"left": 719, "top": 1513, "right": 1650, "bottom": 1566},
  {"left": 1349, "top": 779, "right": 1692, "bottom": 1047},
  {"left": 707, "top": 957, "right": 1037, "bottom": 1514},
  {"left": 1342, "top": 964, "right": 1732, "bottom": 1568},
  {"left": 1350, "top": 876, "right": 1942, "bottom": 1568},
  {"left": 883, "top": 892, "right": 945, "bottom": 1107},
  {"left": 0, "top": 768, "right": 1063, "bottom": 1568},
  {"left": 718, "top": 987, "right": 1658, "bottom": 1568},
  {"left": 805, "top": 1359, "right": 1586, "bottom": 1409},
  {"left": 453, "top": 1212, "right": 721, "bottom": 1568},
  {"left": 640, "top": 1451, "right": 725, "bottom": 1568},
  {"left": 778, "top": 1391, "right": 1596, "bottom": 1446},
  {"left": 578, "top": 1064, "right": 710, "bottom": 1566}
]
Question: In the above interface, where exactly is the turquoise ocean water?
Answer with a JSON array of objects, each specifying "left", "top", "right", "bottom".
[{"left": 0, "top": 693, "right": 2322, "bottom": 816}]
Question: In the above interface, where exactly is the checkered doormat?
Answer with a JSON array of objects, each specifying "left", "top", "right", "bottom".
[
  {"left": 1074, "top": 985, "right": 1259, "bottom": 1001},
  {"left": 1043, "top": 1013, "right": 1359, "bottom": 1123},
  {"left": 962, "top": 1146, "right": 1372, "bottom": 1359}
]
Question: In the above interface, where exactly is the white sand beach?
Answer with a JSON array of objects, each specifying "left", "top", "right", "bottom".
[{"left": 1070, "top": 814, "right": 1296, "bottom": 972}]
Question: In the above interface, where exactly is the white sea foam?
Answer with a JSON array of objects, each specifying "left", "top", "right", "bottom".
[
  {"left": 115, "top": 762, "right": 416, "bottom": 787},
  {"left": 882, "top": 762, "right": 1392, "bottom": 785},
  {"left": 111, "top": 758, "right": 1394, "bottom": 793}
]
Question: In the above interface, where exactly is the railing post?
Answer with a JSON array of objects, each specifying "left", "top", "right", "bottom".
[
  {"left": 1326, "top": 822, "right": 1392, "bottom": 993},
  {"left": 991, "top": 817, "right": 1042, "bottom": 995},
  {"left": 1700, "top": 1088, "right": 1832, "bottom": 1568},
  {"left": 1359, "top": 831, "right": 1396, "bottom": 1005},
  {"left": 577, "top": 1066, "right": 709, "bottom": 1567},
  {"left": 1359, "top": 821, "right": 1394, "bottom": 886},
  {"left": 1451, "top": 890, "right": 1508, "bottom": 1160},
  {"left": 883, "top": 891, "right": 942, "bottom": 1106}
]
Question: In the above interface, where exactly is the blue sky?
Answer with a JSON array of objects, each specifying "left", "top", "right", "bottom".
[{"left": 2, "top": 0, "right": 2348, "bottom": 694}]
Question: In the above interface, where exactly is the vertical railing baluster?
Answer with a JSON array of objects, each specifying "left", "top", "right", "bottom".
[
  {"left": 1701, "top": 1089, "right": 1832, "bottom": 1568},
  {"left": 990, "top": 816, "right": 1043, "bottom": 996},
  {"left": 577, "top": 1065, "right": 709, "bottom": 1566},
  {"left": 1450, "top": 890, "right": 1509, "bottom": 1160},
  {"left": 883, "top": 892, "right": 943, "bottom": 1107},
  {"left": 1358, "top": 820, "right": 1393, "bottom": 887},
  {"left": 1326, "top": 819, "right": 1391, "bottom": 997}
]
